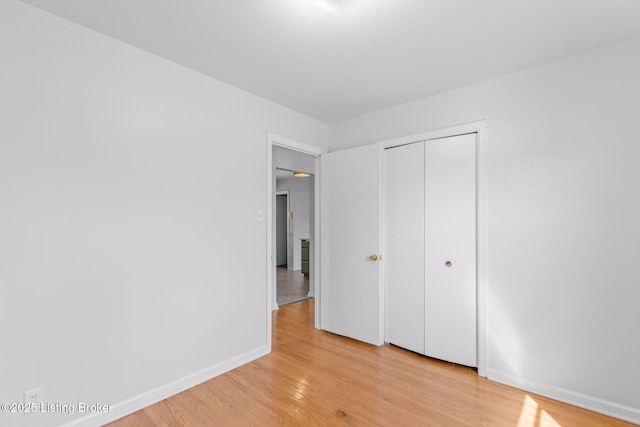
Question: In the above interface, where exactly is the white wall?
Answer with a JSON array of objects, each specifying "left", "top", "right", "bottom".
[
  {"left": 273, "top": 146, "right": 316, "bottom": 174},
  {"left": 329, "top": 37, "right": 640, "bottom": 422},
  {"left": 276, "top": 177, "right": 313, "bottom": 271},
  {"left": 0, "top": 2, "right": 327, "bottom": 426}
]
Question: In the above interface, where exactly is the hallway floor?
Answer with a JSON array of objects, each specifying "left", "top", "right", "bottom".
[{"left": 277, "top": 266, "right": 309, "bottom": 306}]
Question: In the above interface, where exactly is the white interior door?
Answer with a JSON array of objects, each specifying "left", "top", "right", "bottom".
[
  {"left": 320, "top": 144, "right": 383, "bottom": 345},
  {"left": 384, "top": 142, "right": 425, "bottom": 353},
  {"left": 424, "top": 133, "right": 477, "bottom": 367}
]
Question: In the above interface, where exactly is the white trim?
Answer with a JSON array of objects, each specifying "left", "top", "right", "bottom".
[
  {"left": 269, "top": 133, "right": 326, "bottom": 156},
  {"left": 376, "top": 120, "right": 487, "bottom": 377},
  {"left": 64, "top": 345, "right": 269, "bottom": 427},
  {"left": 378, "top": 120, "right": 485, "bottom": 150},
  {"left": 487, "top": 369, "right": 640, "bottom": 425},
  {"left": 376, "top": 143, "right": 385, "bottom": 345},
  {"left": 267, "top": 134, "right": 326, "bottom": 331},
  {"left": 475, "top": 122, "right": 488, "bottom": 378},
  {"left": 312, "top": 155, "right": 321, "bottom": 326},
  {"left": 268, "top": 140, "right": 279, "bottom": 314}
]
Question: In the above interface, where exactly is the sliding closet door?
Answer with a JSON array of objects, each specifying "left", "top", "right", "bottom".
[
  {"left": 424, "top": 133, "right": 477, "bottom": 367},
  {"left": 384, "top": 142, "right": 425, "bottom": 354}
]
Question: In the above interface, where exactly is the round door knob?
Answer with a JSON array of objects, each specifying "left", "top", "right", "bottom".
[
  {"left": 370, "top": 254, "right": 379, "bottom": 261},
  {"left": 445, "top": 261, "right": 452, "bottom": 267}
]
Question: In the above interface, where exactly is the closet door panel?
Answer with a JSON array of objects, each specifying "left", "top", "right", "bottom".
[
  {"left": 384, "top": 142, "right": 425, "bottom": 354},
  {"left": 424, "top": 134, "right": 477, "bottom": 367}
]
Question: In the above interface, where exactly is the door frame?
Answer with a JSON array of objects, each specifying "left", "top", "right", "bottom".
[
  {"left": 266, "top": 133, "right": 326, "bottom": 347},
  {"left": 378, "top": 121, "right": 487, "bottom": 377}
]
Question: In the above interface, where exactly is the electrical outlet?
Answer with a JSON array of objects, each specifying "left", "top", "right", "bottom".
[{"left": 24, "top": 387, "right": 43, "bottom": 405}]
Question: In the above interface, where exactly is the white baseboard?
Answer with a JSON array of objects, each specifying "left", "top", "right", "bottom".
[
  {"left": 64, "top": 345, "right": 270, "bottom": 427},
  {"left": 487, "top": 369, "right": 640, "bottom": 425},
  {"left": 307, "top": 291, "right": 315, "bottom": 298},
  {"left": 272, "top": 302, "right": 280, "bottom": 310}
]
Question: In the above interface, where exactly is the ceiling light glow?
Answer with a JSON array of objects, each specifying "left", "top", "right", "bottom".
[{"left": 314, "top": 0, "right": 354, "bottom": 16}]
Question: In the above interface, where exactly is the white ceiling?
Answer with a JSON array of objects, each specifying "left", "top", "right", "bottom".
[{"left": 19, "top": 0, "right": 640, "bottom": 123}]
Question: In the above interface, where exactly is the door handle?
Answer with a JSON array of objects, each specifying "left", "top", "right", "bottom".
[
  {"left": 445, "top": 260, "right": 452, "bottom": 267},
  {"left": 369, "top": 254, "right": 379, "bottom": 261}
]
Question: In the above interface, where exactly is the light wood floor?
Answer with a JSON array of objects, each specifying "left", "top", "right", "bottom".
[
  {"left": 108, "top": 299, "right": 634, "bottom": 426},
  {"left": 277, "top": 266, "right": 309, "bottom": 306}
]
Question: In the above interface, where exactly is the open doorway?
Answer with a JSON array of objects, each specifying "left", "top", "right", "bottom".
[
  {"left": 275, "top": 169, "right": 313, "bottom": 306},
  {"left": 267, "top": 135, "right": 325, "bottom": 335}
]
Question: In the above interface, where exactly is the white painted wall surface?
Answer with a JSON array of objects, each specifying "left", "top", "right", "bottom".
[
  {"left": 329, "top": 36, "right": 640, "bottom": 422},
  {"left": 273, "top": 146, "right": 316, "bottom": 175},
  {"left": 0, "top": 2, "right": 327, "bottom": 426},
  {"left": 293, "top": 191, "right": 311, "bottom": 270}
]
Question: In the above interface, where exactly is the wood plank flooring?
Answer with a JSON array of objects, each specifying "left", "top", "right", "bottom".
[
  {"left": 107, "top": 299, "right": 635, "bottom": 426},
  {"left": 277, "top": 267, "right": 309, "bottom": 306}
]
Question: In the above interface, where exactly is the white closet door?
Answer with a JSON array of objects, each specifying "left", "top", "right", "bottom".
[
  {"left": 424, "top": 133, "right": 477, "bottom": 367},
  {"left": 384, "top": 142, "right": 425, "bottom": 354}
]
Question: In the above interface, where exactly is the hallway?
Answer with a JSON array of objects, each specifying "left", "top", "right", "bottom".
[{"left": 276, "top": 266, "right": 309, "bottom": 306}]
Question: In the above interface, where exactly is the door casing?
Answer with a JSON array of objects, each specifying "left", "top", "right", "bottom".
[{"left": 266, "top": 134, "right": 326, "bottom": 348}]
